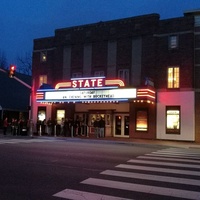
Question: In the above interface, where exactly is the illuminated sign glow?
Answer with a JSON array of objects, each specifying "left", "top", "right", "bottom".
[
  {"left": 55, "top": 77, "right": 125, "bottom": 89},
  {"left": 46, "top": 88, "right": 136, "bottom": 100},
  {"left": 105, "top": 79, "right": 125, "bottom": 87},
  {"left": 36, "top": 77, "right": 156, "bottom": 103},
  {"left": 72, "top": 78, "right": 104, "bottom": 88},
  {"left": 37, "top": 88, "right": 136, "bottom": 103},
  {"left": 137, "top": 88, "right": 156, "bottom": 100},
  {"left": 36, "top": 92, "right": 44, "bottom": 99}
]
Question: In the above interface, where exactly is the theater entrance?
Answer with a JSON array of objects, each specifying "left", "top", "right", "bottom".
[
  {"left": 114, "top": 114, "right": 129, "bottom": 137},
  {"left": 88, "top": 111, "right": 113, "bottom": 137}
]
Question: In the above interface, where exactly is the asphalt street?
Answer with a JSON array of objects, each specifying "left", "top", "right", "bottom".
[{"left": 0, "top": 134, "right": 200, "bottom": 200}]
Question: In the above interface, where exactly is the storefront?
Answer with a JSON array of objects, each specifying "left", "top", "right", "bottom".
[{"left": 33, "top": 76, "right": 156, "bottom": 138}]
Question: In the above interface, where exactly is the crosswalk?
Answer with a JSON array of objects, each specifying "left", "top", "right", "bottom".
[
  {"left": 0, "top": 138, "right": 54, "bottom": 144},
  {"left": 53, "top": 147, "right": 200, "bottom": 200}
]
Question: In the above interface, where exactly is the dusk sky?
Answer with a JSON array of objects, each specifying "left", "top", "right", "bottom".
[{"left": 1, "top": 0, "right": 200, "bottom": 67}]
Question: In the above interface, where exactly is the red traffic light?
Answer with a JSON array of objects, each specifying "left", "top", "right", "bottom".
[
  {"left": 9, "top": 65, "right": 16, "bottom": 76},
  {"left": 10, "top": 65, "right": 15, "bottom": 71},
  {"left": 9, "top": 65, "right": 16, "bottom": 78}
]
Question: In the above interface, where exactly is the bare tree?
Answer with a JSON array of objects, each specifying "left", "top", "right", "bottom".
[
  {"left": 17, "top": 52, "right": 32, "bottom": 75},
  {"left": 0, "top": 50, "right": 8, "bottom": 69}
]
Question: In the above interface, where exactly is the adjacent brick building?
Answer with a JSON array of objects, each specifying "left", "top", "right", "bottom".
[
  {"left": 0, "top": 69, "right": 31, "bottom": 128},
  {"left": 32, "top": 10, "right": 200, "bottom": 141}
]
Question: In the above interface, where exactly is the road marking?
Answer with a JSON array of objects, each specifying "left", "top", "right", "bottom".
[
  {"left": 144, "top": 153, "right": 200, "bottom": 160},
  {"left": 101, "top": 169, "right": 200, "bottom": 186},
  {"left": 127, "top": 159, "right": 200, "bottom": 169},
  {"left": 53, "top": 147, "right": 200, "bottom": 199},
  {"left": 159, "top": 148, "right": 200, "bottom": 154},
  {"left": 116, "top": 164, "right": 200, "bottom": 176},
  {"left": 81, "top": 178, "right": 200, "bottom": 200},
  {"left": 151, "top": 151, "right": 200, "bottom": 157},
  {"left": 138, "top": 155, "right": 200, "bottom": 163},
  {"left": 53, "top": 188, "right": 133, "bottom": 200}
]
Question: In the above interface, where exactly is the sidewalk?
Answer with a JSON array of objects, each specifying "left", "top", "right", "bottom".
[
  {"left": 110, "top": 137, "right": 200, "bottom": 149},
  {"left": 0, "top": 129, "right": 200, "bottom": 149},
  {"left": 85, "top": 135, "right": 200, "bottom": 149}
]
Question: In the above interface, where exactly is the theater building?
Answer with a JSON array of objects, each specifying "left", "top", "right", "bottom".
[{"left": 32, "top": 10, "right": 200, "bottom": 141}]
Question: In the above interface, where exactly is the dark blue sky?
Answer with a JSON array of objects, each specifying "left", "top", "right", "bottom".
[{"left": 1, "top": 0, "right": 200, "bottom": 66}]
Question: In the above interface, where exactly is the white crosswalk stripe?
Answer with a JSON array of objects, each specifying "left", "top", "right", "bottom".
[
  {"left": 54, "top": 189, "right": 133, "bottom": 200},
  {"left": 127, "top": 159, "right": 200, "bottom": 169},
  {"left": 101, "top": 169, "right": 200, "bottom": 186},
  {"left": 141, "top": 153, "right": 200, "bottom": 160},
  {"left": 116, "top": 163, "right": 200, "bottom": 176},
  {"left": 151, "top": 150, "right": 200, "bottom": 157},
  {"left": 81, "top": 178, "right": 200, "bottom": 200},
  {"left": 137, "top": 155, "right": 200, "bottom": 163},
  {"left": 53, "top": 147, "right": 200, "bottom": 200}
]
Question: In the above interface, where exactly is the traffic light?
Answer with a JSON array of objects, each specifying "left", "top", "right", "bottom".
[{"left": 9, "top": 65, "right": 16, "bottom": 78}]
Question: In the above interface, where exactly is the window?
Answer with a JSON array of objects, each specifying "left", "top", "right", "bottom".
[
  {"left": 56, "top": 110, "right": 65, "bottom": 125},
  {"left": 65, "top": 34, "right": 71, "bottom": 41},
  {"left": 166, "top": 106, "right": 180, "bottom": 134},
  {"left": 94, "top": 71, "right": 104, "bottom": 77},
  {"left": 195, "top": 16, "right": 200, "bottom": 27},
  {"left": 85, "top": 31, "right": 91, "bottom": 38},
  {"left": 39, "top": 75, "right": 47, "bottom": 86},
  {"left": 134, "top": 23, "right": 141, "bottom": 30},
  {"left": 167, "top": 67, "right": 179, "bottom": 88},
  {"left": 37, "top": 107, "right": 46, "bottom": 122},
  {"left": 72, "top": 72, "right": 82, "bottom": 78},
  {"left": 110, "top": 27, "right": 116, "bottom": 35},
  {"left": 169, "top": 35, "right": 178, "bottom": 49},
  {"left": 89, "top": 114, "right": 105, "bottom": 126},
  {"left": 136, "top": 109, "right": 148, "bottom": 131},
  {"left": 40, "top": 51, "right": 47, "bottom": 62},
  {"left": 118, "top": 69, "right": 129, "bottom": 85}
]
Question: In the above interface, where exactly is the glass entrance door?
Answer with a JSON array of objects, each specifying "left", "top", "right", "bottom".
[
  {"left": 114, "top": 114, "right": 129, "bottom": 137},
  {"left": 115, "top": 116, "right": 121, "bottom": 135},
  {"left": 124, "top": 116, "right": 129, "bottom": 136}
]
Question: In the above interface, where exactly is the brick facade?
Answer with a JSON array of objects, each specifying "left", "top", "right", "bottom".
[{"left": 32, "top": 10, "right": 200, "bottom": 141}]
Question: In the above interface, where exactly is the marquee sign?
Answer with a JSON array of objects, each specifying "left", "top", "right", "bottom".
[
  {"left": 36, "top": 88, "right": 136, "bottom": 103},
  {"left": 55, "top": 77, "right": 125, "bottom": 89},
  {"left": 36, "top": 77, "right": 155, "bottom": 103},
  {"left": 36, "top": 77, "right": 136, "bottom": 103}
]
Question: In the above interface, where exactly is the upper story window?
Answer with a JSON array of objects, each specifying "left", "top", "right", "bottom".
[
  {"left": 65, "top": 34, "right": 71, "bottom": 41},
  {"left": 167, "top": 67, "right": 179, "bottom": 88},
  {"left": 195, "top": 16, "right": 200, "bottom": 27},
  {"left": 40, "top": 51, "right": 47, "bottom": 62},
  {"left": 118, "top": 69, "right": 129, "bottom": 85},
  {"left": 94, "top": 71, "right": 105, "bottom": 77},
  {"left": 85, "top": 31, "right": 91, "bottom": 38},
  {"left": 109, "top": 27, "right": 116, "bottom": 35},
  {"left": 169, "top": 35, "right": 178, "bottom": 49},
  {"left": 39, "top": 75, "right": 47, "bottom": 86},
  {"left": 72, "top": 72, "right": 82, "bottom": 78},
  {"left": 134, "top": 23, "right": 141, "bottom": 30}
]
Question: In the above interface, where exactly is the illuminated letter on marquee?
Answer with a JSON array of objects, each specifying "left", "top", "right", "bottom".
[
  {"left": 72, "top": 78, "right": 104, "bottom": 88},
  {"left": 55, "top": 77, "right": 125, "bottom": 89}
]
